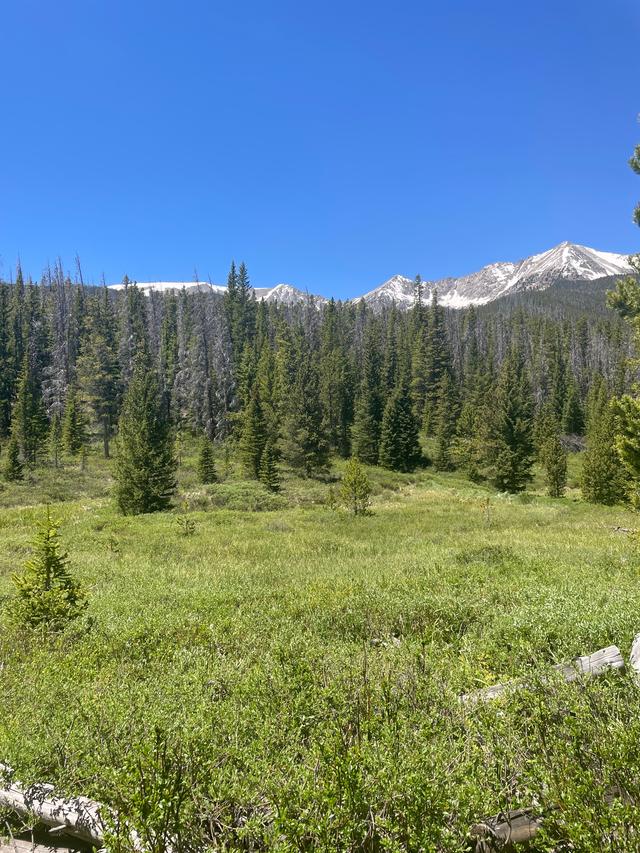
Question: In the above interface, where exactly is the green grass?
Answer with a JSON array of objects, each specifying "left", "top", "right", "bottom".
[{"left": 2, "top": 452, "right": 640, "bottom": 850}]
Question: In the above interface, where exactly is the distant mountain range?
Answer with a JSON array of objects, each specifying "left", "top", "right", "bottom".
[{"left": 109, "top": 242, "right": 634, "bottom": 310}]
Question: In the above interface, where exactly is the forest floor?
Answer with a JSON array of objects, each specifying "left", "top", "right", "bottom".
[{"left": 2, "top": 448, "right": 640, "bottom": 850}]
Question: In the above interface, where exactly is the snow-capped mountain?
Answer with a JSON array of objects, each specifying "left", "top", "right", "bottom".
[
  {"left": 359, "top": 242, "right": 633, "bottom": 311},
  {"left": 253, "top": 283, "right": 328, "bottom": 307},
  {"left": 108, "top": 280, "right": 327, "bottom": 307},
  {"left": 109, "top": 242, "right": 633, "bottom": 311},
  {"left": 108, "top": 280, "right": 224, "bottom": 295}
]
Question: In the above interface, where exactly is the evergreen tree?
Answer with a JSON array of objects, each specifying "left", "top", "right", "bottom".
[
  {"left": 4, "top": 436, "right": 23, "bottom": 482},
  {"left": 77, "top": 288, "right": 120, "bottom": 457},
  {"left": 258, "top": 440, "right": 280, "bottom": 492},
  {"left": 423, "top": 292, "right": 452, "bottom": 435},
  {"left": 61, "top": 388, "right": 88, "bottom": 456},
  {"left": 280, "top": 335, "right": 329, "bottom": 477},
  {"left": 197, "top": 437, "right": 217, "bottom": 484},
  {"left": 11, "top": 354, "right": 49, "bottom": 467},
  {"left": 10, "top": 507, "right": 86, "bottom": 631},
  {"left": 339, "top": 457, "right": 372, "bottom": 515},
  {"left": 541, "top": 431, "right": 568, "bottom": 498},
  {"left": 114, "top": 360, "right": 176, "bottom": 515},
  {"left": 378, "top": 382, "right": 421, "bottom": 472},
  {"left": 351, "top": 323, "right": 383, "bottom": 465},
  {"left": 433, "top": 371, "right": 459, "bottom": 471},
  {"left": 562, "top": 376, "right": 584, "bottom": 435},
  {"left": 581, "top": 403, "right": 626, "bottom": 505},
  {"left": 482, "top": 347, "right": 534, "bottom": 492},
  {"left": 238, "top": 387, "right": 267, "bottom": 479},
  {"left": 49, "top": 414, "right": 63, "bottom": 468}
]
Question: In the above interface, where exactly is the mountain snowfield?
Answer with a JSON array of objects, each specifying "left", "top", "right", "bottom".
[{"left": 109, "top": 242, "right": 633, "bottom": 310}]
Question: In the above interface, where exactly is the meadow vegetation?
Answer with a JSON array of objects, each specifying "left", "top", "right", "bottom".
[{"left": 2, "top": 444, "right": 640, "bottom": 850}]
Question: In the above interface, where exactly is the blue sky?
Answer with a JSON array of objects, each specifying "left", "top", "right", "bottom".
[{"left": 1, "top": 0, "right": 639, "bottom": 297}]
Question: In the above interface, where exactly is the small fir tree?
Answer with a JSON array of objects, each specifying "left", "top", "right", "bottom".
[
  {"left": 433, "top": 372, "right": 458, "bottom": 471},
  {"left": 339, "top": 458, "right": 372, "bottom": 515},
  {"left": 49, "top": 414, "right": 62, "bottom": 468},
  {"left": 541, "top": 432, "right": 568, "bottom": 498},
  {"left": 114, "top": 361, "right": 177, "bottom": 515},
  {"left": 197, "top": 437, "right": 217, "bottom": 484},
  {"left": 4, "top": 436, "right": 23, "bottom": 482},
  {"left": 62, "top": 388, "right": 88, "bottom": 456},
  {"left": 482, "top": 348, "right": 534, "bottom": 493},
  {"left": 238, "top": 388, "right": 267, "bottom": 479},
  {"left": 10, "top": 507, "right": 86, "bottom": 630},
  {"left": 258, "top": 440, "right": 280, "bottom": 492},
  {"left": 581, "top": 404, "right": 626, "bottom": 505},
  {"left": 378, "top": 383, "right": 421, "bottom": 472}
]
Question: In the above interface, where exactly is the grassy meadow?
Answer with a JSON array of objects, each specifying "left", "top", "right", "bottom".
[{"left": 2, "top": 447, "right": 640, "bottom": 850}]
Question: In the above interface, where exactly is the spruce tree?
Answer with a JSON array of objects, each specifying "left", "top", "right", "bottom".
[
  {"left": 351, "top": 324, "right": 383, "bottom": 465},
  {"left": 378, "top": 382, "right": 421, "bottom": 472},
  {"left": 423, "top": 292, "right": 452, "bottom": 435},
  {"left": 11, "top": 353, "right": 49, "bottom": 467},
  {"left": 114, "top": 360, "right": 176, "bottom": 515},
  {"left": 49, "top": 413, "right": 63, "bottom": 468},
  {"left": 258, "top": 440, "right": 280, "bottom": 492},
  {"left": 4, "top": 436, "right": 23, "bottom": 482},
  {"left": 61, "top": 388, "right": 88, "bottom": 457},
  {"left": 280, "top": 335, "right": 329, "bottom": 477},
  {"left": 197, "top": 437, "right": 217, "bottom": 484},
  {"left": 541, "top": 431, "right": 568, "bottom": 498},
  {"left": 482, "top": 347, "right": 534, "bottom": 492},
  {"left": 433, "top": 371, "right": 459, "bottom": 471},
  {"left": 238, "top": 388, "right": 267, "bottom": 479},
  {"left": 339, "top": 457, "right": 372, "bottom": 515},
  {"left": 581, "top": 403, "right": 626, "bottom": 505},
  {"left": 10, "top": 507, "right": 86, "bottom": 631}
]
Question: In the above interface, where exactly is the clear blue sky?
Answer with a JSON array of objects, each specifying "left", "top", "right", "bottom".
[{"left": 1, "top": 0, "right": 639, "bottom": 297}]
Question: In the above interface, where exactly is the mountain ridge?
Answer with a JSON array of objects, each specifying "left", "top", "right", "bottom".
[{"left": 108, "top": 242, "right": 634, "bottom": 310}]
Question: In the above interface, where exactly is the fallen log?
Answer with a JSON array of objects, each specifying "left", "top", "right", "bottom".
[
  {"left": 470, "top": 787, "right": 629, "bottom": 851},
  {"left": 630, "top": 633, "right": 640, "bottom": 683},
  {"left": 470, "top": 806, "right": 544, "bottom": 850},
  {"left": 0, "top": 764, "right": 104, "bottom": 848},
  {"left": 461, "top": 644, "right": 624, "bottom": 704}
]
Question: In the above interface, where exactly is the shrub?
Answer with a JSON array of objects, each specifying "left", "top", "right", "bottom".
[
  {"left": 339, "top": 458, "right": 372, "bottom": 515},
  {"left": 10, "top": 507, "right": 86, "bottom": 630}
]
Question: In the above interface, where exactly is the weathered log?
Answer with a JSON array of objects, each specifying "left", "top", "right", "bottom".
[
  {"left": 462, "top": 644, "right": 624, "bottom": 704},
  {"left": 470, "top": 787, "right": 629, "bottom": 851},
  {"left": 0, "top": 764, "right": 105, "bottom": 848},
  {"left": 470, "top": 807, "right": 544, "bottom": 850}
]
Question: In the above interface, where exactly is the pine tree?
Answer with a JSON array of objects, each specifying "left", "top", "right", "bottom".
[
  {"left": 482, "top": 347, "right": 534, "bottom": 492},
  {"left": 351, "top": 323, "right": 383, "bottom": 465},
  {"left": 10, "top": 507, "right": 86, "bottom": 630},
  {"left": 61, "top": 388, "right": 88, "bottom": 457},
  {"left": 197, "top": 437, "right": 217, "bottom": 484},
  {"left": 339, "top": 457, "right": 372, "bottom": 515},
  {"left": 581, "top": 403, "right": 626, "bottom": 505},
  {"left": 77, "top": 288, "right": 120, "bottom": 458},
  {"left": 280, "top": 335, "right": 329, "bottom": 477},
  {"left": 423, "top": 292, "right": 452, "bottom": 435},
  {"left": 541, "top": 431, "right": 568, "bottom": 498},
  {"left": 562, "top": 375, "right": 584, "bottom": 434},
  {"left": 378, "top": 382, "right": 421, "bottom": 472},
  {"left": 11, "top": 353, "right": 49, "bottom": 467},
  {"left": 258, "top": 440, "right": 280, "bottom": 492},
  {"left": 49, "top": 413, "right": 63, "bottom": 468},
  {"left": 4, "top": 435, "right": 23, "bottom": 482},
  {"left": 612, "top": 394, "right": 640, "bottom": 507},
  {"left": 238, "top": 388, "right": 267, "bottom": 479},
  {"left": 433, "top": 371, "right": 459, "bottom": 471},
  {"left": 114, "top": 360, "right": 176, "bottom": 515}
]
